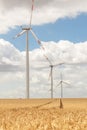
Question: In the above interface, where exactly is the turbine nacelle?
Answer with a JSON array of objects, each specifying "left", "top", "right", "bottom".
[{"left": 22, "top": 27, "right": 32, "bottom": 30}]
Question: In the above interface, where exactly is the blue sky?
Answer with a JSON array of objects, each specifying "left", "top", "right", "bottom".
[{"left": 0, "top": 13, "right": 87, "bottom": 51}]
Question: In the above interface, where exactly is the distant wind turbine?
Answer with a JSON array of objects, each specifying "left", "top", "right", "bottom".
[
  {"left": 55, "top": 72, "right": 69, "bottom": 108},
  {"left": 48, "top": 63, "right": 64, "bottom": 99}
]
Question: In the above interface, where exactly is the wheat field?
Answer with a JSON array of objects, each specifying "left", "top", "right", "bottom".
[{"left": 0, "top": 98, "right": 87, "bottom": 130}]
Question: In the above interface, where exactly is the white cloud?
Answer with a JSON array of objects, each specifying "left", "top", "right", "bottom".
[
  {"left": 0, "top": 0, "right": 87, "bottom": 33},
  {"left": 0, "top": 39, "right": 25, "bottom": 71},
  {"left": 0, "top": 39, "right": 87, "bottom": 98}
]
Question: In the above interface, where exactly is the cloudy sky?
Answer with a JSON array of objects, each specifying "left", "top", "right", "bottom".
[{"left": 0, "top": 0, "right": 87, "bottom": 98}]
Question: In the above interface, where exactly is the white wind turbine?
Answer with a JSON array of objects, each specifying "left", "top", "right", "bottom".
[
  {"left": 38, "top": 63, "right": 64, "bottom": 99},
  {"left": 48, "top": 63, "right": 64, "bottom": 99},
  {"left": 13, "top": 0, "right": 35, "bottom": 98},
  {"left": 55, "top": 72, "right": 70, "bottom": 108},
  {"left": 13, "top": 0, "right": 54, "bottom": 99}
]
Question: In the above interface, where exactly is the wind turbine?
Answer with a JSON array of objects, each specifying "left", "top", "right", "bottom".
[
  {"left": 55, "top": 72, "right": 69, "bottom": 108},
  {"left": 13, "top": 0, "right": 53, "bottom": 98},
  {"left": 29, "top": 29, "right": 65, "bottom": 99},
  {"left": 48, "top": 63, "right": 65, "bottom": 99},
  {"left": 13, "top": 0, "right": 35, "bottom": 99}
]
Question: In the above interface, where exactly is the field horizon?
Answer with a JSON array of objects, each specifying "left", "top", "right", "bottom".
[{"left": 0, "top": 98, "right": 87, "bottom": 108}]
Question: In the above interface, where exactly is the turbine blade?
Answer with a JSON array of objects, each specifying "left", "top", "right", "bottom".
[
  {"left": 30, "top": 29, "right": 52, "bottom": 65},
  {"left": 29, "top": 0, "right": 34, "bottom": 28},
  {"left": 55, "top": 81, "right": 61, "bottom": 88},
  {"left": 30, "top": 29, "right": 42, "bottom": 46},
  {"left": 13, "top": 30, "right": 26, "bottom": 39},
  {"left": 65, "top": 62, "right": 87, "bottom": 66},
  {"left": 30, "top": 29, "right": 46, "bottom": 50},
  {"left": 53, "top": 62, "right": 64, "bottom": 67},
  {"left": 43, "top": 54, "right": 52, "bottom": 65},
  {"left": 48, "top": 69, "right": 51, "bottom": 80},
  {"left": 63, "top": 81, "right": 70, "bottom": 85}
]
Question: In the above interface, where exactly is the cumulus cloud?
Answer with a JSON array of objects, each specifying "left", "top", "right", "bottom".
[
  {"left": 0, "top": 39, "right": 87, "bottom": 98},
  {"left": 0, "top": 39, "right": 25, "bottom": 71},
  {"left": 0, "top": 0, "right": 87, "bottom": 33},
  {"left": 25, "top": 39, "right": 87, "bottom": 98}
]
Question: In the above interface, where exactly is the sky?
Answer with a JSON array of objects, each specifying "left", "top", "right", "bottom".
[{"left": 0, "top": 0, "right": 87, "bottom": 98}]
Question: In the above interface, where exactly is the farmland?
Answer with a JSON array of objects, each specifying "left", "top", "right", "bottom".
[{"left": 0, "top": 98, "right": 87, "bottom": 130}]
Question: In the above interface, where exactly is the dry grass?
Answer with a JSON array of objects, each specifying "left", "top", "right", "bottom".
[{"left": 0, "top": 98, "right": 87, "bottom": 130}]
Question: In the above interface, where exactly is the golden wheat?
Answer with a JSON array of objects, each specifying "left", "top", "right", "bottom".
[{"left": 0, "top": 99, "right": 87, "bottom": 130}]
